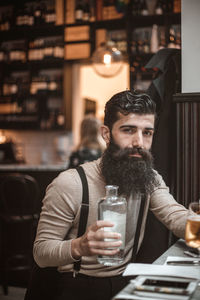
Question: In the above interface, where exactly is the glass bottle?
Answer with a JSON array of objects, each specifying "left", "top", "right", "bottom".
[
  {"left": 98, "top": 185, "right": 127, "bottom": 266},
  {"left": 132, "top": 0, "right": 140, "bottom": 16},
  {"left": 83, "top": 0, "right": 90, "bottom": 22},
  {"left": 150, "top": 24, "right": 159, "bottom": 53},
  {"left": 155, "top": 0, "right": 163, "bottom": 15},
  {"left": 34, "top": 1, "right": 43, "bottom": 26},
  {"left": 140, "top": 0, "right": 148, "bottom": 16},
  {"left": 75, "top": 0, "right": 84, "bottom": 23},
  {"left": 168, "top": 26, "right": 176, "bottom": 48},
  {"left": 28, "top": 5, "right": 34, "bottom": 26}
]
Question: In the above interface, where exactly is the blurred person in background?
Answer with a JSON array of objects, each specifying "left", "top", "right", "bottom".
[{"left": 68, "top": 115, "right": 105, "bottom": 168}]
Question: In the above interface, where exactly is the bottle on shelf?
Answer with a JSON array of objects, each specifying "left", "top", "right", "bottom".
[
  {"left": 3, "top": 81, "right": 18, "bottom": 96},
  {"left": 41, "top": 0, "right": 56, "bottom": 25},
  {"left": 137, "top": 31, "right": 144, "bottom": 54},
  {"left": 23, "top": 5, "right": 29, "bottom": 26},
  {"left": 132, "top": 0, "right": 140, "bottom": 16},
  {"left": 131, "top": 40, "right": 137, "bottom": 55},
  {"left": 0, "top": 48, "right": 6, "bottom": 62},
  {"left": 0, "top": 13, "right": 10, "bottom": 31},
  {"left": 131, "top": 30, "right": 139, "bottom": 54},
  {"left": 83, "top": 0, "right": 90, "bottom": 22},
  {"left": 34, "top": 1, "right": 43, "bottom": 26},
  {"left": 9, "top": 47, "right": 26, "bottom": 62},
  {"left": 168, "top": 26, "right": 176, "bottom": 48},
  {"left": 54, "top": 44, "right": 64, "bottom": 59},
  {"left": 150, "top": 24, "right": 159, "bottom": 53},
  {"left": 145, "top": 0, "right": 158, "bottom": 15},
  {"left": 44, "top": 6, "right": 56, "bottom": 24},
  {"left": 89, "top": 0, "right": 96, "bottom": 22},
  {"left": 98, "top": 185, "right": 127, "bottom": 266},
  {"left": 143, "top": 30, "right": 150, "bottom": 54},
  {"left": 167, "top": 0, "right": 174, "bottom": 13},
  {"left": 15, "top": 4, "right": 33, "bottom": 27},
  {"left": 75, "top": 0, "right": 84, "bottom": 23},
  {"left": 155, "top": 0, "right": 163, "bottom": 15},
  {"left": 158, "top": 26, "right": 166, "bottom": 49},
  {"left": 27, "top": 5, "right": 34, "bottom": 26},
  {"left": 28, "top": 39, "right": 44, "bottom": 61},
  {"left": 140, "top": 0, "right": 148, "bottom": 16},
  {"left": 43, "top": 38, "right": 54, "bottom": 59},
  {"left": 15, "top": 8, "right": 24, "bottom": 26}
]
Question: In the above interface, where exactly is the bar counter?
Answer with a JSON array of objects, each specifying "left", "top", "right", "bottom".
[
  {"left": 0, "top": 162, "right": 68, "bottom": 172},
  {"left": 0, "top": 162, "right": 68, "bottom": 206}
]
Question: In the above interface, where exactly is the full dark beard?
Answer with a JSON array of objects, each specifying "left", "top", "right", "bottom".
[{"left": 100, "top": 140, "right": 158, "bottom": 198}]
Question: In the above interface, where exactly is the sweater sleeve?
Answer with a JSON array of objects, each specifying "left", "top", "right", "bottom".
[
  {"left": 150, "top": 172, "right": 190, "bottom": 239},
  {"left": 33, "top": 169, "right": 82, "bottom": 267}
]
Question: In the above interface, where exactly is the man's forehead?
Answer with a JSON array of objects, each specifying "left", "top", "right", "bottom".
[{"left": 116, "top": 112, "right": 155, "bottom": 126}]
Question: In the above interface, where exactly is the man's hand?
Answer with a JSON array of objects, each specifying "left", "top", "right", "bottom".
[{"left": 71, "top": 220, "right": 122, "bottom": 260}]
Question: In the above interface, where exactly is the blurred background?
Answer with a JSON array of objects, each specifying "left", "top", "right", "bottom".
[{"left": 1, "top": 0, "right": 200, "bottom": 297}]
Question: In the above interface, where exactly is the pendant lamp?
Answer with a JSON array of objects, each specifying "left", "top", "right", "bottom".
[{"left": 92, "top": 41, "right": 123, "bottom": 78}]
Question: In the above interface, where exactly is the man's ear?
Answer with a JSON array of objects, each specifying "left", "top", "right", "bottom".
[{"left": 101, "top": 125, "right": 110, "bottom": 145}]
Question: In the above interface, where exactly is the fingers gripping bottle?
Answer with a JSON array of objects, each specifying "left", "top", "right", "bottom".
[{"left": 98, "top": 185, "right": 127, "bottom": 266}]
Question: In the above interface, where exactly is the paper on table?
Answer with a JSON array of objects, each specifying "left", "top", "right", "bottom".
[{"left": 123, "top": 263, "right": 200, "bottom": 280}]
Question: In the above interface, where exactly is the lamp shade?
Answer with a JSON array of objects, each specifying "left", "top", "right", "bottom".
[{"left": 92, "top": 42, "right": 123, "bottom": 77}]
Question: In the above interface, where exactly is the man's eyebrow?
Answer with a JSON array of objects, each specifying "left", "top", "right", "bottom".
[
  {"left": 119, "top": 125, "right": 136, "bottom": 129},
  {"left": 119, "top": 125, "right": 154, "bottom": 131},
  {"left": 145, "top": 127, "right": 154, "bottom": 131}
]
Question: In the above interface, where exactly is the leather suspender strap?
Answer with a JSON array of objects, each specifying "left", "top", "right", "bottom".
[
  {"left": 131, "top": 194, "right": 146, "bottom": 262},
  {"left": 73, "top": 166, "right": 89, "bottom": 276}
]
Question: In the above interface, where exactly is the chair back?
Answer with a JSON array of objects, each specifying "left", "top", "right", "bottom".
[{"left": 0, "top": 173, "right": 39, "bottom": 217}]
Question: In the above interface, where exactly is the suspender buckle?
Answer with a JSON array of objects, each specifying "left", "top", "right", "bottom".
[
  {"left": 73, "top": 269, "right": 79, "bottom": 278},
  {"left": 81, "top": 203, "right": 89, "bottom": 207}
]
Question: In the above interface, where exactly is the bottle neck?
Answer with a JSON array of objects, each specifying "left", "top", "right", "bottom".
[{"left": 105, "top": 185, "right": 119, "bottom": 199}]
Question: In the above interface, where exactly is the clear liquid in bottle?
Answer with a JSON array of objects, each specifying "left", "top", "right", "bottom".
[{"left": 98, "top": 185, "right": 127, "bottom": 266}]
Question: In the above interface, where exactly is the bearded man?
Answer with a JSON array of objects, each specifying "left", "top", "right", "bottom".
[{"left": 30, "top": 90, "right": 190, "bottom": 300}]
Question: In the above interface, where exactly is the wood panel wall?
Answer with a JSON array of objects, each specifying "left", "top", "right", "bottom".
[{"left": 174, "top": 93, "right": 200, "bottom": 208}]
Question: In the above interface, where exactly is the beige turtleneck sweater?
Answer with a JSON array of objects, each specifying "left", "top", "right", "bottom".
[{"left": 33, "top": 159, "right": 189, "bottom": 277}]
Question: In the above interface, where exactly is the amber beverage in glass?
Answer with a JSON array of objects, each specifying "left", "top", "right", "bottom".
[{"left": 185, "top": 202, "right": 200, "bottom": 255}]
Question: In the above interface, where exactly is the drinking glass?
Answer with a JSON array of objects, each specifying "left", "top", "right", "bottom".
[{"left": 185, "top": 202, "right": 200, "bottom": 256}]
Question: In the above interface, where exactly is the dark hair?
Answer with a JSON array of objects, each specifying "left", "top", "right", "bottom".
[{"left": 104, "top": 90, "right": 156, "bottom": 129}]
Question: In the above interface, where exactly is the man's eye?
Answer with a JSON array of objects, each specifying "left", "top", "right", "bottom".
[
  {"left": 144, "top": 131, "right": 153, "bottom": 136},
  {"left": 123, "top": 128, "right": 135, "bottom": 134}
]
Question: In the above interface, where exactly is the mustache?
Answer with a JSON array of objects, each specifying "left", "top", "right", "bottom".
[{"left": 110, "top": 145, "right": 152, "bottom": 161}]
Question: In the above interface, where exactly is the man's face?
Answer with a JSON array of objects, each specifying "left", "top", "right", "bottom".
[
  {"left": 102, "top": 112, "right": 155, "bottom": 154},
  {"left": 100, "top": 112, "right": 157, "bottom": 197}
]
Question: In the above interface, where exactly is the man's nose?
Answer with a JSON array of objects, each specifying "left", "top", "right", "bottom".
[{"left": 132, "top": 132, "right": 144, "bottom": 148}]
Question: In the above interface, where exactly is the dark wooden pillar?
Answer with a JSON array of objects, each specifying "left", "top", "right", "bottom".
[{"left": 173, "top": 93, "right": 200, "bottom": 208}]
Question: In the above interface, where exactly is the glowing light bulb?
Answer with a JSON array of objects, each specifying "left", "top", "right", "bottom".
[
  {"left": 103, "top": 53, "right": 111, "bottom": 65},
  {"left": 92, "top": 42, "right": 124, "bottom": 77}
]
